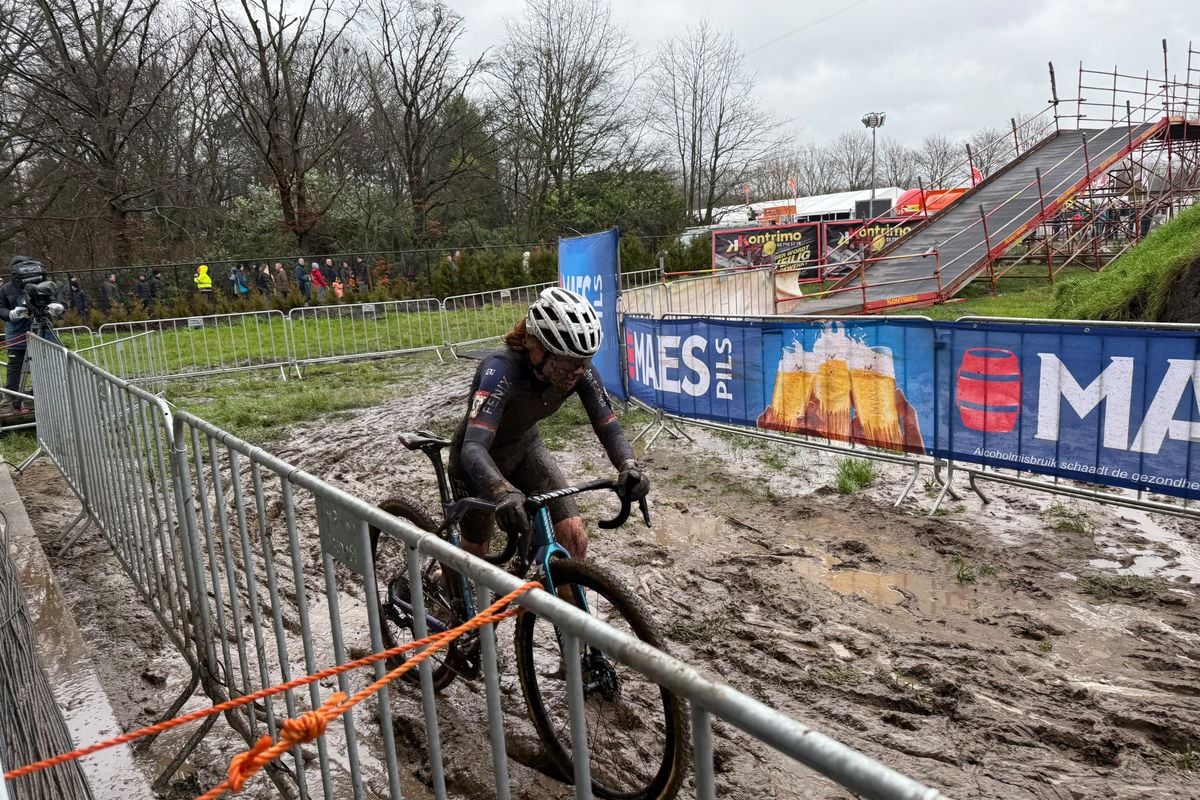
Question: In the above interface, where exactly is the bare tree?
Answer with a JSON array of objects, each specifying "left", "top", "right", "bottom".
[
  {"left": 750, "top": 149, "right": 803, "bottom": 200},
  {"left": 829, "top": 131, "right": 873, "bottom": 190},
  {"left": 649, "top": 21, "right": 782, "bottom": 224},
  {"left": 794, "top": 143, "right": 841, "bottom": 196},
  {"left": 361, "top": 0, "right": 487, "bottom": 242},
  {"left": 964, "top": 126, "right": 1013, "bottom": 181},
  {"left": 206, "top": 0, "right": 366, "bottom": 250},
  {"left": 879, "top": 139, "right": 919, "bottom": 188},
  {"left": 914, "top": 133, "right": 958, "bottom": 187},
  {"left": 6, "top": 0, "right": 200, "bottom": 261},
  {"left": 490, "top": 0, "right": 641, "bottom": 235}
]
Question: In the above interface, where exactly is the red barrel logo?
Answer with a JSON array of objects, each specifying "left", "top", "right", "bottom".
[{"left": 957, "top": 348, "right": 1021, "bottom": 433}]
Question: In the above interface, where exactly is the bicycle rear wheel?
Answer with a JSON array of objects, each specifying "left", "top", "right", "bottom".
[
  {"left": 369, "top": 497, "right": 460, "bottom": 692},
  {"left": 514, "top": 559, "right": 690, "bottom": 800}
]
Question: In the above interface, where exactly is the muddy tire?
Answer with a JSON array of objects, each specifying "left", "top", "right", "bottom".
[
  {"left": 514, "top": 559, "right": 690, "bottom": 800},
  {"left": 368, "top": 497, "right": 459, "bottom": 692}
]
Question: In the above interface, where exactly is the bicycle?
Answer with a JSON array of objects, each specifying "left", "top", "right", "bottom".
[{"left": 368, "top": 431, "right": 690, "bottom": 800}]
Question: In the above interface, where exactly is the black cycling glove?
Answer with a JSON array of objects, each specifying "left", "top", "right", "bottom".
[
  {"left": 494, "top": 490, "right": 531, "bottom": 535},
  {"left": 617, "top": 460, "right": 650, "bottom": 501}
]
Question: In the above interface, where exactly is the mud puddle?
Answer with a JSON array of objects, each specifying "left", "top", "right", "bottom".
[{"left": 792, "top": 555, "right": 978, "bottom": 617}]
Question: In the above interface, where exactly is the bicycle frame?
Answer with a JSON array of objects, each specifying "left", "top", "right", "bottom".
[{"left": 412, "top": 439, "right": 582, "bottom": 623}]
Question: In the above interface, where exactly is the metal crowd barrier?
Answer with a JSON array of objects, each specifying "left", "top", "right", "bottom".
[
  {"left": 287, "top": 298, "right": 444, "bottom": 366},
  {"left": 26, "top": 337, "right": 198, "bottom": 660},
  {"left": 98, "top": 310, "right": 293, "bottom": 382},
  {"left": 20, "top": 332, "right": 950, "bottom": 800},
  {"left": 931, "top": 316, "right": 1200, "bottom": 518},
  {"left": 441, "top": 281, "right": 553, "bottom": 352}
]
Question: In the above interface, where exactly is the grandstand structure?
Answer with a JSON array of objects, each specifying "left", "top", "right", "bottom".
[{"left": 779, "top": 42, "right": 1200, "bottom": 315}]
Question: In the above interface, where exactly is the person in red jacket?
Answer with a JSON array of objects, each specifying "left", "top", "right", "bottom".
[{"left": 309, "top": 261, "right": 328, "bottom": 300}]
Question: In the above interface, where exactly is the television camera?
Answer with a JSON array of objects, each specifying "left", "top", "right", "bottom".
[{"left": 10, "top": 259, "right": 64, "bottom": 342}]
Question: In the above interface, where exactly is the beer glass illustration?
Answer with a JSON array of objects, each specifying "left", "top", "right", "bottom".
[
  {"left": 765, "top": 343, "right": 816, "bottom": 430},
  {"left": 811, "top": 330, "right": 853, "bottom": 440},
  {"left": 956, "top": 347, "right": 1021, "bottom": 433},
  {"left": 849, "top": 345, "right": 903, "bottom": 448}
]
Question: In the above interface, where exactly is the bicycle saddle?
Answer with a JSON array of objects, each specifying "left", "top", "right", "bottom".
[{"left": 398, "top": 430, "right": 451, "bottom": 451}]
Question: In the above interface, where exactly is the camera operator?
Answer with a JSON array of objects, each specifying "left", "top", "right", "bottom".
[{"left": 0, "top": 256, "right": 64, "bottom": 414}]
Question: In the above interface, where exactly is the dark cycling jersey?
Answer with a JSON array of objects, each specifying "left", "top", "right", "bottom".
[{"left": 449, "top": 346, "right": 635, "bottom": 499}]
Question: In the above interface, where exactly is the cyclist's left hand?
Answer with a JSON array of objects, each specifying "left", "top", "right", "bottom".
[{"left": 618, "top": 461, "right": 650, "bottom": 500}]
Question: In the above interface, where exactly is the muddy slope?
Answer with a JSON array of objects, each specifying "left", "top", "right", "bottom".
[{"left": 16, "top": 353, "right": 1200, "bottom": 799}]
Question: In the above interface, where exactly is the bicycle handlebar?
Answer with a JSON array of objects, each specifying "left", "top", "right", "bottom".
[{"left": 441, "top": 476, "right": 652, "bottom": 531}]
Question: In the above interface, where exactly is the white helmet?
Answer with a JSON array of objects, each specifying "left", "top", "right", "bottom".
[{"left": 526, "top": 287, "right": 602, "bottom": 358}]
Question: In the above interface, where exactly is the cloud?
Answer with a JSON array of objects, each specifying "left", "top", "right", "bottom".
[{"left": 452, "top": 0, "right": 1199, "bottom": 146}]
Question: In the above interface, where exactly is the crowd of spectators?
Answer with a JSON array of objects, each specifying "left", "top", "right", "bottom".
[{"left": 55, "top": 255, "right": 381, "bottom": 321}]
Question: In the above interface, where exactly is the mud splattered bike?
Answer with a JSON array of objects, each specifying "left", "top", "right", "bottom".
[{"left": 368, "top": 431, "right": 689, "bottom": 800}]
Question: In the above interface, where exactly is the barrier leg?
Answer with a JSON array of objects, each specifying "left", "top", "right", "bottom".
[
  {"left": 894, "top": 463, "right": 922, "bottom": 508},
  {"left": 631, "top": 412, "right": 663, "bottom": 446},
  {"left": 967, "top": 471, "right": 991, "bottom": 504},
  {"left": 13, "top": 444, "right": 44, "bottom": 475},
  {"left": 151, "top": 715, "right": 218, "bottom": 793},
  {"left": 932, "top": 460, "right": 962, "bottom": 501},
  {"left": 56, "top": 509, "right": 99, "bottom": 556},
  {"left": 928, "top": 461, "right": 957, "bottom": 517}
]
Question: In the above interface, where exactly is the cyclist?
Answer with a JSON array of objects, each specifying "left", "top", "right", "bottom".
[{"left": 449, "top": 287, "right": 649, "bottom": 561}]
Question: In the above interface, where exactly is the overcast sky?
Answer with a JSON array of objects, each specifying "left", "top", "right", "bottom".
[{"left": 449, "top": 0, "right": 1199, "bottom": 146}]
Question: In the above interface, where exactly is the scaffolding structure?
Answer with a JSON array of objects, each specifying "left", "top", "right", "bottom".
[{"left": 785, "top": 40, "right": 1200, "bottom": 315}]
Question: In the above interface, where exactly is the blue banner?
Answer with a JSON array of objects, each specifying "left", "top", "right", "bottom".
[
  {"left": 625, "top": 315, "right": 1200, "bottom": 500},
  {"left": 559, "top": 229, "right": 624, "bottom": 400}
]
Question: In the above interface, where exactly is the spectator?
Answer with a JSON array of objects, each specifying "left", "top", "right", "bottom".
[
  {"left": 272, "top": 262, "right": 288, "bottom": 295},
  {"left": 338, "top": 260, "right": 351, "bottom": 287},
  {"left": 148, "top": 270, "right": 163, "bottom": 304},
  {"left": 332, "top": 276, "right": 344, "bottom": 300},
  {"left": 0, "top": 256, "right": 40, "bottom": 414},
  {"left": 294, "top": 258, "right": 311, "bottom": 301},
  {"left": 133, "top": 273, "right": 152, "bottom": 310},
  {"left": 61, "top": 273, "right": 87, "bottom": 316},
  {"left": 310, "top": 261, "right": 328, "bottom": 300},
  {"left": 194, "top": 263, "right": 214, "bottom": 305},
  {"left": 256, "top": 264, "right": 274, "bottom": 295},
  {"left": 99, "top": 273, "right": 123, "bottom": 313},
  {"left": 321, "top": 257, "right": 336, "bottom": 287},
  {"left": 234, "top": 265, "right": 250, "bottom": 300},
  {"left": 353, "top": 257, "right": 369, "bottom": 291}
]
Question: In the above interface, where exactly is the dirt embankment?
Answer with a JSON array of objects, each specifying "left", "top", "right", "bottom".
[
  {"left": 15, "top": 354, "right": 1200, "bottom": 799},
  {"left": 1157, "top": 253, "right": 1200, "bottom": 323}
]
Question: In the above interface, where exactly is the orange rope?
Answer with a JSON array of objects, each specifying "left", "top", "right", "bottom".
[{"left": 4, "top": 580, "right": 541, "bottom": 797}]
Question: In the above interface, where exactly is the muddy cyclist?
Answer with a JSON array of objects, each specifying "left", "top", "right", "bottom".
[{"left": 448, "top": 286, "right": 650, "bottom": 562}]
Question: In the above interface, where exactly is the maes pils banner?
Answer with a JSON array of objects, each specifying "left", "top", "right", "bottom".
[
  {"left": 559, "top": 228, "right": 624, "bottom": 400},
  {"left": 625, "top": 315, "right": 1200, "bottom": 500}
]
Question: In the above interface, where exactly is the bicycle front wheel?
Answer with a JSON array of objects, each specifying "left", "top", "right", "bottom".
[
  {"left": 369, "top": 497, "right": 459, "bottom": 692},
  {"left": 514, "top": 559, "right": 690, "bottom": 800}
]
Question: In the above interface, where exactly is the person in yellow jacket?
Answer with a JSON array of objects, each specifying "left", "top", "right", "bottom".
[{"left": 194, "top": 263, "right": 214, "bottom": 306}]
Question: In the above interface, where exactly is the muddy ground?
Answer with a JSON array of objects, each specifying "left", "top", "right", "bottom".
[{"left": 15, "top": 353, "right": 1200, "bottom": 799}]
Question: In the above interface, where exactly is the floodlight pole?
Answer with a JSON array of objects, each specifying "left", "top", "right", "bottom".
[{"left": 862, "top": 111, "right": 887, "bottom": 214}]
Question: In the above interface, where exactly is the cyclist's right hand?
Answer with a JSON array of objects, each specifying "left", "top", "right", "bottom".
[{"left": 494, "top": 490, "right": 531, "bottom": 536}]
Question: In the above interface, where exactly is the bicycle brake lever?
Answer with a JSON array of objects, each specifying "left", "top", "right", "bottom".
[{"left": 638, "top": 497, "right": 651, "bottom": 527}]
